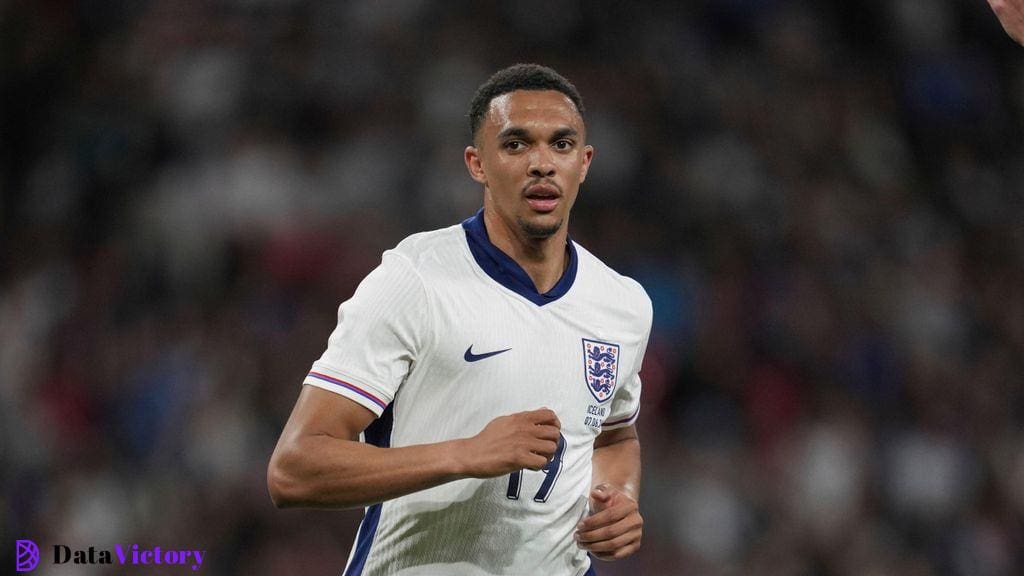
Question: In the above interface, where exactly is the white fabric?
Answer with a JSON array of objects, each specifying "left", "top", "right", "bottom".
[{"left": 304, "top": 221, "right": 652, "bottom": 576}]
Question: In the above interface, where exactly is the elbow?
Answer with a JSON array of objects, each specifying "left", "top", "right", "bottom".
[{"left": 267, "top": 449, "right": 305, "bottom": 508}]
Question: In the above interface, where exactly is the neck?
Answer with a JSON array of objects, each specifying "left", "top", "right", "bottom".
[{"left": 482, "top": 208, "right": 568, "bottom": 294}]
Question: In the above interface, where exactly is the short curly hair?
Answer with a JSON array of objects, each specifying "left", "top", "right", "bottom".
[{"left": 468, "top": 63, "right": 585, "bottom": 139}]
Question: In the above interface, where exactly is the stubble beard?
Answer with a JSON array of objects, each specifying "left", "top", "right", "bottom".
[{"left": 516, "top": 216, "right": 563, "bottom": 240}]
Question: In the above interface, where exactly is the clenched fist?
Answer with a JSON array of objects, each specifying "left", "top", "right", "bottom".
[
  {"left": 457, "top": 408, "right": 562, "bottom": 478},
  {"left": 575, "top": 483, "right": 643, "bottom": 561}
]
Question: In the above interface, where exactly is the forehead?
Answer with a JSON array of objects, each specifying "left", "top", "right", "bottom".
[{"left": 483, "top": 90, "right": 584, "bottom": 135}]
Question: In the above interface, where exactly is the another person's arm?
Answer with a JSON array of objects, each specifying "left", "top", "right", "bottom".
[
  {"left": 989, "top": 0, "right": 1024, "bottom": 45},
  {"left": 575, "top": 425, "right": 643, "bottom": 560},
  {"left": 267, "top": 385, "right": 561, "bottom": 509}
]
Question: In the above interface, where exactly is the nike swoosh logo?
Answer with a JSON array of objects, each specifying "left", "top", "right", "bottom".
[{"left": 464, "top": 346, "right": 511, "bottom": 362}]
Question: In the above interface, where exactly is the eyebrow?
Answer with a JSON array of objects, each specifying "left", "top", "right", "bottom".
[
  {"left": 551, "top": 127, "right": 579, "bottom": 141},
  {"left": 496, "top": 126, "right": 580, "bottom": 141},
  {"left": 496, "top": 127, "right": 530, "bottom": 140}
]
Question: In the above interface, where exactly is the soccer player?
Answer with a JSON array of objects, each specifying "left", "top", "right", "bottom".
[
  {"left": 268, "top": 64, "right": 652, "bottom": 576},
  {"left": 990, "top": 0, "right": 1024, "bottom": 44}
]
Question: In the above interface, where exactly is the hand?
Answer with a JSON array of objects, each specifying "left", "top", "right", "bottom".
[
  {"left": 574, "top": 483, "right": 643, "bottom": 560},
  {"left": 989, "top": 0, "right": 1024, "bottom": 45},
  {"left": 458, "top": 408, "right": 561, "bottom": 478}
]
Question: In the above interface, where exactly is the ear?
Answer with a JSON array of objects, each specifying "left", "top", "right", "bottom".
[
  {"left": 579, "top": 144, "right": 594, "bottom": 183},
  {"left": 465, "top": 146, "right": 487, "bottom": 185}
]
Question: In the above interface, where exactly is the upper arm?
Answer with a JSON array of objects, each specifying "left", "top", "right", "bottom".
[
  {"left": 594, "top": 424, "right": 639, "bottom": 449},
  {"left": 267, "top": 385, "right": 378, "bottom": 507},
  {"left": 277, "top": 384, "right": 377, "bottom": 447}
]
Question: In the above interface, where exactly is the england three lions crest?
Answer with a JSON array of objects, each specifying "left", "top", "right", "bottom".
[{"left": 582, "top": 338, "right": 620, "bottom": 403}]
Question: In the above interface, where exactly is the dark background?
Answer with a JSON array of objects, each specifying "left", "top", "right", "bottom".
[{"left": 2, "top": 1, "right": 1023, "bottom": 574}]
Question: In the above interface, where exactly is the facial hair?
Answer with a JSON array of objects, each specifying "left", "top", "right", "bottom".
[{"left": 517, "top": 216, "right": 563, "bottom": 240}]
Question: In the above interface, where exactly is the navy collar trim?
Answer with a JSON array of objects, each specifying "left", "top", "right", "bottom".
[{"left": 461, "top": 209, "right": 578, "bottom": 307}]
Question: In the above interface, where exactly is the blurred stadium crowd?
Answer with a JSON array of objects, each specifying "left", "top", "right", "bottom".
[{"left": 2, "top": 1, "right": 1023, "bottom": 574}]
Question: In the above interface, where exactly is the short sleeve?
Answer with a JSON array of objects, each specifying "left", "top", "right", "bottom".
[
  {"left": 602, "top": 374, "right": 642, "bottom": 430},
  {"left": 602, "top": 299, "right": 652, "bottom": 431},
  {"left": 303, "top": 251, "right": 430, "bottom": 416}
]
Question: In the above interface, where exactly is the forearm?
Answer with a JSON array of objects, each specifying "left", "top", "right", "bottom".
[
  {"left": 591, "top": 430, "right": 641, "bottom": 500},
  {"left": 269, "top": 434, "right": 469, "bottom": 509},
  {"left": 578, "top": 426, "right": 644, "bottom": 560},
  {"left": 268, "top": 393, "right": 562, "bottom": 510}
]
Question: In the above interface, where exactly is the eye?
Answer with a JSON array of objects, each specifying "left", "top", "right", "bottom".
[
  {"left": 553, "top": 140, "right": 574, "bottom": 151},
  {"left": 505, "top": 140, "right": 526, "bottom": 151}
]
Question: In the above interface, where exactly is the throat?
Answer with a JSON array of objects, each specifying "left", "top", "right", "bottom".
[
  {"left": 518, "top": 245, "right": 570, "bottom": 294},
  {"left": 480, "top": 207, "right": 572, "bottom": 294}
]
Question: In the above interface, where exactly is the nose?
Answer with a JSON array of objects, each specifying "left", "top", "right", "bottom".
[{"left": 528, "top": 148, "right": 556, "bottom": 178}]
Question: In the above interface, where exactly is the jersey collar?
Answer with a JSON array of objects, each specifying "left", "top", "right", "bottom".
[{"left": 461, "top": 209, "right": 578, "bottom": 307}]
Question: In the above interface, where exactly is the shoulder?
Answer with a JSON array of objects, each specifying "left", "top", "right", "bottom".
[
  {"left": 573, "top": 241, "right": 653, "bottom": 324},
  {"left": 385, "top": 223, "right": 465, "bottom": 271}
]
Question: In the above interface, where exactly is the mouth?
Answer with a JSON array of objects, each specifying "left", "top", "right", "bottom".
[{"left": 524, "top": 183, "right": 561, "bottom": 213}]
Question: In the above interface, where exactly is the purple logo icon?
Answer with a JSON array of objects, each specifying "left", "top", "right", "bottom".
[{"left": 16, "top": 540, "right": 40, "bottom": 572}]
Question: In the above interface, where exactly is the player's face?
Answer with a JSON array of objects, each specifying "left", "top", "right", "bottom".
[{"left": 465, "top": 90, "right": 593, "bottom": 242}]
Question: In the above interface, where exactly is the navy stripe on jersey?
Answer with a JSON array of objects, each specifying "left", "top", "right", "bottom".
[
  {"left": 462, "top": 209, "right": 578, "bottom": 306},
  {"left": 344, "top": 504, "right": 381, "bottom": 576},
  {"left": 344, "top": 405, "right": 394, "bottom": 575}
]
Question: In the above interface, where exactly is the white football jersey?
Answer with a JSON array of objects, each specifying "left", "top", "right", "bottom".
[{"left": 304, "top": 210, "right": 652, "bottom": 576}]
